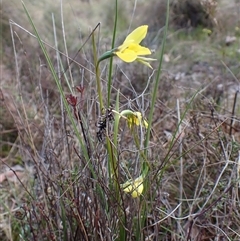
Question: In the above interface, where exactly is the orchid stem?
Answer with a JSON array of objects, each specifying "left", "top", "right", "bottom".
[
  {"left": 92, "top": 32, "right": 104, "bottom": 111},
  {"left": 96, "top": 62, "right": 104, "bottom": 111}
]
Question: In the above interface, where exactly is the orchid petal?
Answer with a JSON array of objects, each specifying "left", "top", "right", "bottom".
[
  {"left": 122, "top": 176, "right": 144, "bottom": 198},
  {"left": 136, "top": 59, "right": 153, "bottom": 69},
  {"left": 116, "top": 49, "right": 137, "bottom": 62},
  {"left": 136, "top": 57, "right": 157, "bottom": 69},
  {"left": 123, "top": 25, "right": 148, "bottom": 45},
  {"left": 127, "top": 43, "right": 151, "bottom": 55}
]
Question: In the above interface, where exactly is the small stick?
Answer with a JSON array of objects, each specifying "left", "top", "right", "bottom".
[{"left": 229, "top": 90, "right": 239, "bottom": 136}]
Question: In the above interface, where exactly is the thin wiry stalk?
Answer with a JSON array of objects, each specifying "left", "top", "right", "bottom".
[
  {"left": 9, "top": 20, "right": 99, "bottom": 76},
  {"left": 128, "top": 0, "right": 138, "bottom": 32},
  {"left": 52, "top": 13, "right": 68, "bottom": 239},
  {"left": 201, "top": 159, "right": 230, "bottom": 210},
  {"left": 52, "top": 13, "right": 72, "bottom": 162},
  {"left": 22, "top": 1, "right": 90, "bottom": 162},
  {"left": 176, "top": 98, "right": 183, "bottom": 234},
  {"left": 10, "top": 18, "right": 39, "bottom": 169},
  {"left": 60, "top": 0, "right": 74, "bottom": 89},
  {"left": 144, "top": 0, "right": 170, "bottom": 153}
]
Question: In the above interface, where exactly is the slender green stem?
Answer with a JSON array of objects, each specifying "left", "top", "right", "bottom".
[
  {"left": 111, "top": 91, "right": 120, "bottom": 200},
  {"left": 132, "top": 129, "right": 150, "bottom": 173},
  {"left": 141, "top": 0, "right": 170, "bottom": 237},
  {"left": 107, "top": 0, "right": 118, "bottom": 107},
  {"left": 144, "top": 0, "right": 169, "bottom": 154},
  {"left": 113, "top": 91, "right": 128, "bottom": 241},
  {"left": 112, "top": 91, "right": 120, "bottom": 183},
  {"left": 92, "top": 34, "right": 104, "bottom": 111}
]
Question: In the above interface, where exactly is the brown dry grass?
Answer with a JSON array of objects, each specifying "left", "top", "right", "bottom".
[{"left": 1, "top": 0, "right": 240, "bottom": 240}]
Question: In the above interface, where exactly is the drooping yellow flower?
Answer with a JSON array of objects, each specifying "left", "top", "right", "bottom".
[
  {"left": 112, "top": 109, "right": 148, "bottom": 130},
  {"left": 114, "top": 25, "right": 156, "bottom": 69},
  {"left": 121, "top": 175, "right": 144, "bottom": 198},
  {"left": 121, "top": 110, "right": 148, "bottom": 129}
]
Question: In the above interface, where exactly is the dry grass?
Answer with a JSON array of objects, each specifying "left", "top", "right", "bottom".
[{"left": 1, "top": 0, "right": 240, "bottom": 240}]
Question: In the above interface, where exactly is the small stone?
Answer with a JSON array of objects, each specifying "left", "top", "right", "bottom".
[{"left": 225, "top": 36, "right": 237, "bottom": 46}]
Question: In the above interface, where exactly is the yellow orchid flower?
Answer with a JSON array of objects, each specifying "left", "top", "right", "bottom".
[
  {"left": 114, "top": 25, "right": 156, "bottom": 69},
  {"left": 126, "top": 111, "right": 148, "bottom": 129},
  {"left": 121, "top": 175, "right": 144, "bottom": 198},
  {"left": 113, "top": 109, "right": 148, "bottom": 129}
]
